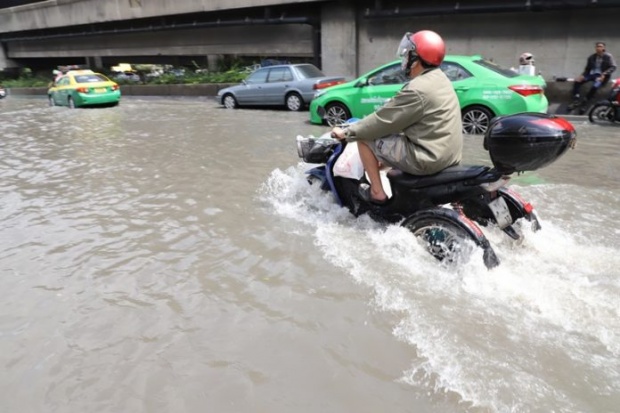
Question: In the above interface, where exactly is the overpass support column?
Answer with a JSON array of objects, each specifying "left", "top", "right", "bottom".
[
  {"left": 320, "top": 1, "right": 357, "bottom": 78},
  {"left": 86, "top": 56, "right": 103, "bottom": 70},
  {"left": 0, "top": 43, "right": 18, "bottom": 70},
  {"left": 207, "top": 55, "right": 222, "bottom": 72}
]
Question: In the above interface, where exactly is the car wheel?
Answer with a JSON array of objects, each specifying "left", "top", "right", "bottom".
[
  {"left": 462, "top": 105, "right": 494, "bottom": 135},
  {"left": 48, "top": 95, "right": 55, "bottom": 106},
  {"left": 324, "top": 102, "right": 351, "bottom": 126},
  {"left": 285, "top": 92, "right": 304, "bottom": 111},
  {"left": 222, "top": 94, "right": 238, "bottom": 109},
  {"left": 68, "top": 96, "right": 75, "bottom": 109}
]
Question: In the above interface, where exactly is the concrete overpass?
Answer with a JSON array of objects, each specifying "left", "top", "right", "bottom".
[{"left": 1, "top": 0, "right": 620, "bottom": 82}]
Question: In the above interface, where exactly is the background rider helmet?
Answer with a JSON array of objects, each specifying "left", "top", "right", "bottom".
[
  {"left": 519, "top": 52, "right": 534, "bottom": 65},
  {"left": 518, "top": 52, "right": 536, "bottom": 75},
  {"left": 397, "top": 30, "right": 446, "bottom": 75}
]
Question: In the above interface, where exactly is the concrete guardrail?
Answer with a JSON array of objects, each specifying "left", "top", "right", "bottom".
[{"left": 5, "top": 80, "right": 613, "bottom": 115}]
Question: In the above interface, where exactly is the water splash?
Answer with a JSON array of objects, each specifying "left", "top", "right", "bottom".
[{"left": 260, "top": 165, "right": 620, "bottom": 413}]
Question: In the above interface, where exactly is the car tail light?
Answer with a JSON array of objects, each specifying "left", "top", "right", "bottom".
[
  {"left": 76, "top": 87, "right": 90, "bottom": 93},
  {"left": 508, "top": 85, "right": 543, "bottom": 97},
  {"left": 112, "top": 84, "right": 119, "bottom": 91},
  {"left": 314, "top": 80, "right": 344, "bottom": 90}
]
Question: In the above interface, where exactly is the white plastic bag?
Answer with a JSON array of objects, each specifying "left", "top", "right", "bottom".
[{"left": 333, "top": 142, "right": 364, "bottom": 179}]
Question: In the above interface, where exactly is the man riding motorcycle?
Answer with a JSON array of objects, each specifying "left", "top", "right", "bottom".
[{"left": 330, "top": 30, "right": 462, "bottom": 204}]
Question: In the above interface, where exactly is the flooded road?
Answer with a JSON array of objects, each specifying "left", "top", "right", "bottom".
[{"left": 1, "top": 96, "right": 619, "bottom": 413}]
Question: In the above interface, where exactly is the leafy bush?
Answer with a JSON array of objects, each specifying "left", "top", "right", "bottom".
[
  {"left": 147, "top": 69, "right": 246, "bottom": 85},
  {"left": 1, "top": 76, "right": 51, "bottom": 87},
  {"left": 1, "top": 68, "right": 247, "bottom": 87}
]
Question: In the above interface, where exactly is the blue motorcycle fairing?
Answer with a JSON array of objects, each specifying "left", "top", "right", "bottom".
[
  {"left": 306, "top": 165, "right": 326, "bottom": 180},
  {"left": 325, "top": 142, "right": 346, "bottom": 206}
]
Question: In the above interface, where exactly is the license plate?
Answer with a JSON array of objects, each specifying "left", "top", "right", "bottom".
[
  {"left": 488, "top": 197, "right": 512, "bottom": 229},
  {"left": 95, "top": 88, "right": 107, "bottom": 93}
]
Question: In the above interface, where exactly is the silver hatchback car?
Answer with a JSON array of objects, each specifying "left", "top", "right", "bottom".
[{"left": 217, "top": 64, "right": 346, "bottom": 111}]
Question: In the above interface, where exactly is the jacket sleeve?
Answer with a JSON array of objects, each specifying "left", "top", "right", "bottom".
[
  {"left": 346, "top": 88, "right": 425, "bottom": 142},
  {"left": 603, "top": 53, "right": 617, "bottom": 76},
  {"left": 582, "top": 54, "right": 593, "bottom": 76}
]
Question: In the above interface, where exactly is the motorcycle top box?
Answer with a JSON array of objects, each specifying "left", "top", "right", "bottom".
[{"left": 484, "top": 113, "right": 576, "bottom": 174}]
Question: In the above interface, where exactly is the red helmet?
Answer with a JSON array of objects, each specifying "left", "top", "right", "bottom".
[{"left": 397, "top": 30, "right": 446, "bottom": 72}]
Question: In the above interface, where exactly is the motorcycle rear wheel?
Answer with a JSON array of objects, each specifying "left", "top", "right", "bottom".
[
  {"left": 588, "top": 103, "right": 615, "bottom": 123},
  {"left": 402, "top": 212, "right": 499, "bottom": 269}
]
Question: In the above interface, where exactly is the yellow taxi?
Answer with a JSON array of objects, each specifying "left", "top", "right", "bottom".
[{"left": 48, "top": 69, "right": 121, "bottom": 108}]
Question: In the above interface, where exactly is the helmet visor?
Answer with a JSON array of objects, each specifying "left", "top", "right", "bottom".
[
  {"left": 397, "top": 32, "right": 416, "bottom": 72},
  {"left": 396, "top": 32, "right": 416, "bottom": 58}
]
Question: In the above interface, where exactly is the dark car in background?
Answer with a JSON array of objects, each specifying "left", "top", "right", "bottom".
[{"left": 217, "top": 63, "right": 346, "bottom": 111}]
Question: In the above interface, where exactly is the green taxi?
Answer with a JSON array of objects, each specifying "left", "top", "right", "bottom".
[
  {"left": 309, "top": 55, "right": 548, "bottom": 134},
  {"left": 48, "top": 70, "right": 121, "bottom": 108}
]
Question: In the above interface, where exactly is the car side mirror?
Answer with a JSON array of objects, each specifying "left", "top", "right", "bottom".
[{"left": 354, "top": 78, "right": 368, "bottom": 88}]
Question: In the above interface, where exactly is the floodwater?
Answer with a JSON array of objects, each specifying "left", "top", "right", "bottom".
[{"left": 0, "top": 96, "right": 618, "bottom": 413}]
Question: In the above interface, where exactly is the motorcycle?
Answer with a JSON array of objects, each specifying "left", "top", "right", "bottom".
[
  {"left": 588, "top": 78, "right": 620, "bottom": 124},
  {"left": 296, "top": 113, "right": 576, "bottom": 269}
]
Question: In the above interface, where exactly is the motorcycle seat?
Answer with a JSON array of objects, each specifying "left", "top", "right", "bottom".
[{"left": 387, "top": 165, "right": 491, "bottom": 188}]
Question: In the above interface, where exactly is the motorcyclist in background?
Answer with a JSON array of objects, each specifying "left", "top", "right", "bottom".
[
  {"left": 331, "top": 30, "right": 462, "bottom": 204},
  {"left": 570, "top": 41, "right": 617, "bottom": 112}
]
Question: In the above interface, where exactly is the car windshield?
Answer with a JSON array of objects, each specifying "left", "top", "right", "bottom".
[
  {"left": 368, "top": 63, "right": 408, "bottom": 85},
  {"left": 74, "top": 74, "right": 108, "bottom": 83},
  {"left": 474, "top": 59, "right": 519, "bottom": 78},
  {"left": 295, "top": 64, "right": 325, "bottom": 79}
]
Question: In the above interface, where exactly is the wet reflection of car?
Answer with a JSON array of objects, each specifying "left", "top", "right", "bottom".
[
  {"left": 310, "top": 55, "right": 549, "bottom": 135},
  {"left": 217, "top": 63, "right": 346, "bottom": 111},
  {"left": 48, "top": 69, "right": 121, "bottom": 108}
]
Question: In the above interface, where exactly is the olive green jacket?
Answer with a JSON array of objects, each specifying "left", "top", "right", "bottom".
[{"left": 346, "top": 67, "right": 463, "bottom": 175}]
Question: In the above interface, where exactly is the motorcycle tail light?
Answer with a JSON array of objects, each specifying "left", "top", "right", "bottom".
[
  {"left": 508, "top": 85, "right": 543, "bottom": 97},
  {"left": 503, "top": 187, "right": 534, "bottom": 214},
  {"left": 612, "top": 88, "right": 620, "bottom": 104}
]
